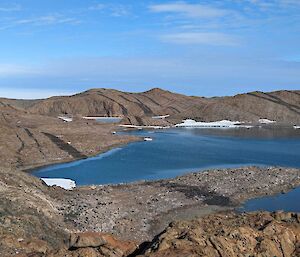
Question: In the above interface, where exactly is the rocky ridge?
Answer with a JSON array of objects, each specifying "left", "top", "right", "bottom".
[{"left": 1, "top": 88, "right": 300, "bottom": 124}]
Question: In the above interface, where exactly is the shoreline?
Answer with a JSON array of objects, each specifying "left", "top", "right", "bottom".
[
  {"left": 22, "top": 134, "right": 142, "bottom": 173},
  {"left": 57, "top": 166, "right": 300, "bottom": 242},
  {"left": 24, "top": 124, "right": 300, "bottom": 179}
]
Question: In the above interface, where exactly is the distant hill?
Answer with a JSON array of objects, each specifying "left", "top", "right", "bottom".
[{"left": 1, "top": 88, "right": 300, "bottom": 123}]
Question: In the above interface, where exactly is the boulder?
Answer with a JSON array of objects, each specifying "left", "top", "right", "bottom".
[{"left": 69, "top": 232, "right": 107, "bottom": 249}]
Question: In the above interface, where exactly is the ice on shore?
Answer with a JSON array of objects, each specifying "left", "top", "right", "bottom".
[
  {"left": 58, "top": 116, "right": 73, "bottom": 122},
  {"left": 175, "top": 119, "right": 252, "bottom": 128},
  {"left": 41, "top": 178, "right": 76, "bottom": 190},
  {"left": 258, "top": 118, "right": 276, "bottom": 124},
  {"left": 152, "top": 115, "right": 170, "bottom": 119},
  {"left": 119, "top": 124, "right": 169, "bottom": 129},
  {"left": 82, "top": 116, "right": 121, "bottom": 120}
]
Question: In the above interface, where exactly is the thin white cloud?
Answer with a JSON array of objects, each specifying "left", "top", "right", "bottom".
[
  {"left": 246, "top": 0, "right": 300, "bottom": 8},
  {"left": 149, "top": 2, "right": 229, "bottom": 18},
  {"left": 0, "top": 14, "right": 81, "bottom": 31},
  {"left": 14, "top": 15, "right": 80, "bottom": 26},
  {"left": 0, "top": 3, "right": 21, "bottom": 12},
  {"left": 161, "top": 32, "right": 238, "bottom": 46}
]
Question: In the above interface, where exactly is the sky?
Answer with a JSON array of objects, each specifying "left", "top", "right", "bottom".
[{"left": 0, "top": 0, "right": 299, "bottom": 99}]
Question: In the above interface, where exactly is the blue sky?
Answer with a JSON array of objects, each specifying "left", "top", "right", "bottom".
[{"left": 0, "top": 0, "right": 299, "bottom": 98}]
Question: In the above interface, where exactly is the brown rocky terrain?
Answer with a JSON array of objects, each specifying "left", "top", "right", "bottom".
[
  {"left": 1, "top": 166, "right": 300, "bottom": 256},
  {"left": 59, "top": 166, "right": 300, "bottom": 243},
  {"left": 1, "top": 88, "right": 300, "bottom": 256},
  {"left": 2, "top": 88, "right": 300, "bottom": 124},
  {"left": 138, "top": 211, "right": 300, "bottom": 257},
  {"left": 0, "top": 102, "right": 137, "bottom": 170}
]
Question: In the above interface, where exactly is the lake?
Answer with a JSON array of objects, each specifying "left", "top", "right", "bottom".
[
  {"left": 33, "top": 127, "right": 300, "bottom": 211},
  {"left": 240, "top": 187, "right": 300, "bottom": 213},
  {"left": 33, "top": 127, "right": 300, "bottom": 184},
  {"left": 95, "top": 117, "right": 122, "bottom": 123}
]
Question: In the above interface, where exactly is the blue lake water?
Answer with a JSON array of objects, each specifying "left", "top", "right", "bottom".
[
  {"left": 33, "top": 127, "right": 300, "bottom": 211},
  {"left": 95, "top": 117, "right": 122, "bottom": 123},
  {"left": 33, "top": 127, "right": 300, "bottom": 184},
  {"left": 240, "top": 187, "right": 300, "bottom": 213}
]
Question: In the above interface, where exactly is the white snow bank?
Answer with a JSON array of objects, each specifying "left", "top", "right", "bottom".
[
  {"left": 58, "top": 116, "right": 73, "bottom": 122},
  {"left": 175, "top": 119, "right": 252, "bottom": 128},
  {"left": 152, "top": 115, "right": 170, "bottom": 119},
  {"left": 82, "top": 116, "right": 122, "bottom": 120},
  {"left": 41, "top": 178, "right": 76, "bottom": 190},
  {"left": 119, "top": 124, "right": 169, "bottom": 129},
  {"left": 258, "top": 118, "right": 276, "bottom": 124}
]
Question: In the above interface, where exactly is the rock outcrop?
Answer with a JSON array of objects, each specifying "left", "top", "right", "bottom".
[{"left": 138, "top": 211, "right": 300, "bottom": 257}]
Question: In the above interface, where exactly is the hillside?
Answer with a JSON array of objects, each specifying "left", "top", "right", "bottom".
[
  {"left": 0, "top": 103, "right": 136, "bottom": 170},
  {"left": 1, "top": 88, "right": 300, "bottom": 124}
]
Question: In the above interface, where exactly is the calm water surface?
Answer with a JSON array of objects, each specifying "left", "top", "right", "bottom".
[
  {"left": 95, "top": 117, "right": 122, "bottom": 123},
  {"left": 33, "top": 127, "right": 300, "bottom": 184},
  {"left": 240, "top": 187, "right": 300, "bottom": 213}
]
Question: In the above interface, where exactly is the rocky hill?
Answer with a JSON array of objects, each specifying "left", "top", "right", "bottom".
[
  {"left": 138, "top": 211, "right": 300, "bottom": 257},
  {"left": 0, "top": 103, "right": 137, "bottom": 170},
  {"left": 1, "top": 88, "right": 300, "bottom": 124}
]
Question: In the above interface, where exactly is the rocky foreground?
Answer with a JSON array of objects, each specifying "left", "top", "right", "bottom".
[
  {"left": 1, "top": 166, "right": 300, "bottom": 256},
  {"left": 138, "top": 211, "right": 300, "bottom": 257},
  {"left": 60, "top": 166, "right": 300, "bottom": 242}
]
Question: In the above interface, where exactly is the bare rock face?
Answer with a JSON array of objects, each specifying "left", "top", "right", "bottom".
[
  {"left": 69, "top": 232, "right": 107, "bottom": 248},
  {"left": 139, "top": 212, "right": 300, "bottom": 257}
]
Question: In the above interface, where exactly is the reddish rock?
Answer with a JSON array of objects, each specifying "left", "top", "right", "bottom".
[
  {"left": 69, "top": 232, "right": 107, "bottom": 248},
  {"left": 139, "top": 211, "right": 300, "bottom": 257}
]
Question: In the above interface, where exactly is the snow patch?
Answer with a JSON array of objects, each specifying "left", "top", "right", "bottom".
[
  {"left": 82, "top": 116, "right": 122, "bottom": 120},
  {"left": 152, "top": 115, "right": 170, "bottom": 119},
  {"left": 119, "top": 124, "right": 169, "bottom": 129},
  {"left": 41, "top": 178, "right": 76, "bottom": 190},
  {"left": 258, "top": 119, "right": 276, "bottom": 124},
  {"left": 175, "top": 119, "right": 252, "bottom": 128},
  {"left": 58, "top": 116, "right": 73, "bottom": 122}
]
